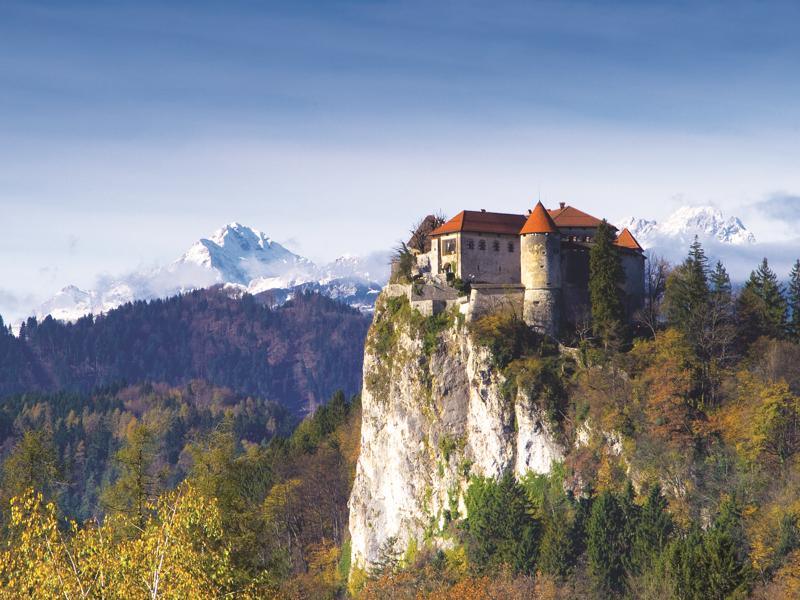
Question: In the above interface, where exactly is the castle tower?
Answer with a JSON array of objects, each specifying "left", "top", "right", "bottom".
[{"left": 519, "top": 201, "right": 561, "bottom": 336}]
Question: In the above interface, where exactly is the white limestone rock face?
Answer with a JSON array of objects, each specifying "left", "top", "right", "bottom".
[
  {"left": 348, "top": 294, "right": 566, "bottom": 573},
  {"left": 514, "top": 392, "right": 565, "bottom": 475}
]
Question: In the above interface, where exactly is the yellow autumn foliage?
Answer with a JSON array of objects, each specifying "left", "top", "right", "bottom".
[{"left": 0, "top": 484, "right": 269, "bottom": 599}]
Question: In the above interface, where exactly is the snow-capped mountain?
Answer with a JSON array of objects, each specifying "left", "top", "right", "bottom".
[
  {"left": 33, "top": 223, "right": 390, "bottom": 322},
  {"left": 175, "top": 222, "right": 315, "bottom": 286},
  {"left": 612, "top": 205, "right": 796, "bottom": 281},
  {"left": 35, "top": 285, "right": 97, "bottom": 322},
  {"left": 618, "top": 205, "right": 756, "bottom": 249}
]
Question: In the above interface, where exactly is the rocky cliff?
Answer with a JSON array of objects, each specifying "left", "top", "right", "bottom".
[{"left": 348, "top": 293, "right": 566, "bottom": 572}]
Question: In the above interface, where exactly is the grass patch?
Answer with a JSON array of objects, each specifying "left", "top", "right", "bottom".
[
  {"left": 338, "top": 538, "right": 352, "bottom": 581},
  {"left": 417, "top": 309, "right": 456, "bottom": 357},
  {"left": 367, "top": 295, "right": 411, "bottom": 356},
  {"left": 438, "top": 433, "right": 466, "bottom": 462}
]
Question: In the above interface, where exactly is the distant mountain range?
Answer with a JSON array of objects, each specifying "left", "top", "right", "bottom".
[
  {"left": 615, "top": 205, "right": 800, "bottom": 280},
  {"left": 34, "top": 222, "right": 390, "bottom": 322},
  {"left": 618, "top": 205, "right": 756, "bottom": 248},
  {"left": 24, "top": 206, "right": 800, "bottom": 323}
]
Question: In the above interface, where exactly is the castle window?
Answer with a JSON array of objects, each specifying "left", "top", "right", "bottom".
[
  {"left": 492, "top": 240, "right": 500, "bottom": 251},
  {"left": 478, "top": 240, "right": 486, "bottom": 251},
  {"left": 443, "top": 239, "right": 457, "bottom": 254},
  {"left": 507, "top": 242, "right": 514, "bottom": 252},
  {"left": 466, "top": 239, "right": 475, "bottom": 250}
]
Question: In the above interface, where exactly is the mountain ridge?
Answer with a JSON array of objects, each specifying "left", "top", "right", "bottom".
[
  {"left": 618, "top": 205, "right": 756, "bottom": 248},
  {"left": 33, "top": 222, "right": 390, "bottom": 323}
]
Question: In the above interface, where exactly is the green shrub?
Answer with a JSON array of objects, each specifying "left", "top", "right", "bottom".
[
  {"left": 469, "top": 310, "right": 544, "bottom": 370},
  {"left": 412, "top": 308, "right": 456, "bottom": 357},
  {"left": 368, "top": 295, "right": 410, "bottom": 356},
  {"left": 452, "top": 277, "right": 471, "bottom": 296},
  {"left": 503, "top": 356, "right": 568, "bottom": 429},
  {"left": 390, "top": 243, "right": 415, "bottom": 283}
]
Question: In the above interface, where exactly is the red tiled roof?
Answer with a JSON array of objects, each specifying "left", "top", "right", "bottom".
[
  {"left": 520, "top": 201, "right": 560, "bottom": 234},
  {"left": 431, "top": 203, "right": 614, "bottom": 237},
  {"left": 615, "top": 228, "right": 643, "bottom": 251},
  {"left": 548, "top": 205, "right": 613, "bottom": 230},
  {"left": 430, "top": 210, "right": 526, "bottom": 236}
]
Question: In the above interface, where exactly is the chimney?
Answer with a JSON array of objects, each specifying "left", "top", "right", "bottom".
[
  {"left": 480, "top": 208, "right": 486, "bottom": 212},
  {"left": 559, "top": 202, "right": 566, "bottom": 209}
]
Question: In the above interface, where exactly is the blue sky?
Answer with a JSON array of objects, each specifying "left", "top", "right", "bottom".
[{"left": 2, "top": 1, "right": 800, "bottom": 318}]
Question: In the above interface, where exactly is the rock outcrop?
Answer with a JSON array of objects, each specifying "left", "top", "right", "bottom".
[{"left": 348, "top": 293, "right": 565, "bottom": 572}]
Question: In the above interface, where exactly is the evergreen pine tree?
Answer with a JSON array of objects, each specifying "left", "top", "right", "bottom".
[
  {"left": 697, "top": 260, "right": 738, "bottom": 402},
  {"left": 587, "top": 490, "right": 628, "bottom": 597},
  {"left": 629, "top": 485, "right": 673, "bottom": 575},
  {"left": 589, "top": 220, "right": 626, "bottom": 347},
  {"left": 463, "top": 473, "right": 540, "bottom": 574},
  {"left": 620, "top": 481, "right": 640, "bottom": 554},
  {"left": 703, "top": 500, "right": 749, "bottom": 599},
  {"left": 789, "top": 259, "right": 800, "bottom": 340},
  {"left": 688, "top": 236, "right": 710, "bottom": 284},
  {"left": 709, "top": 261, "right": 732, "bottom": 308},
  {"left": 666, "top": 527, "right": 708, "bottom": 600},
  {"left": 664, "top": 237, "right": 710, "bottom": 345},
  {"left": 738, "top": 257, "right": 788, "bottom": 341},
  {"left": 666, "top": 501, "right": 750, "bottom": 600},
  {"left": 538, "top": 501, "right": 575, "bottom": 579}
]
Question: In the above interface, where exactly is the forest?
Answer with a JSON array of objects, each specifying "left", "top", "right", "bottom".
[
  {"left": 2, "top": 230, "right": 800, "bottom": 598},
  {"left": 0, "top": 288, "right": 370, "bottom": 415}
]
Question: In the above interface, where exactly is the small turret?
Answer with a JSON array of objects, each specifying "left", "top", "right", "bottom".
[{"left": 520, "top": 202, "right": 561, "bottom": 336}]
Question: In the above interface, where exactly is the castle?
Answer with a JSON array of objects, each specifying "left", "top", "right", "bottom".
[{"left": 416, "top": 201, "right": 645, "bottom": 336}]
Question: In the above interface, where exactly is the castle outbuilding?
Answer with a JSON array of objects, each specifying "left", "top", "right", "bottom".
[{"left": 426, "top": 201, "right": 645, "bottom": 335}]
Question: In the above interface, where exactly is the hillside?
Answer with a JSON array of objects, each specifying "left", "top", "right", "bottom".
[
  {"left": 3, "top": 237, "right": 800, "bottom": 598},
  {"left": 2, "top": 288, "right": 370, "bottom": 416},
  {"left": 341, "top": 242, "right": 800, "bottom": 598}
]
